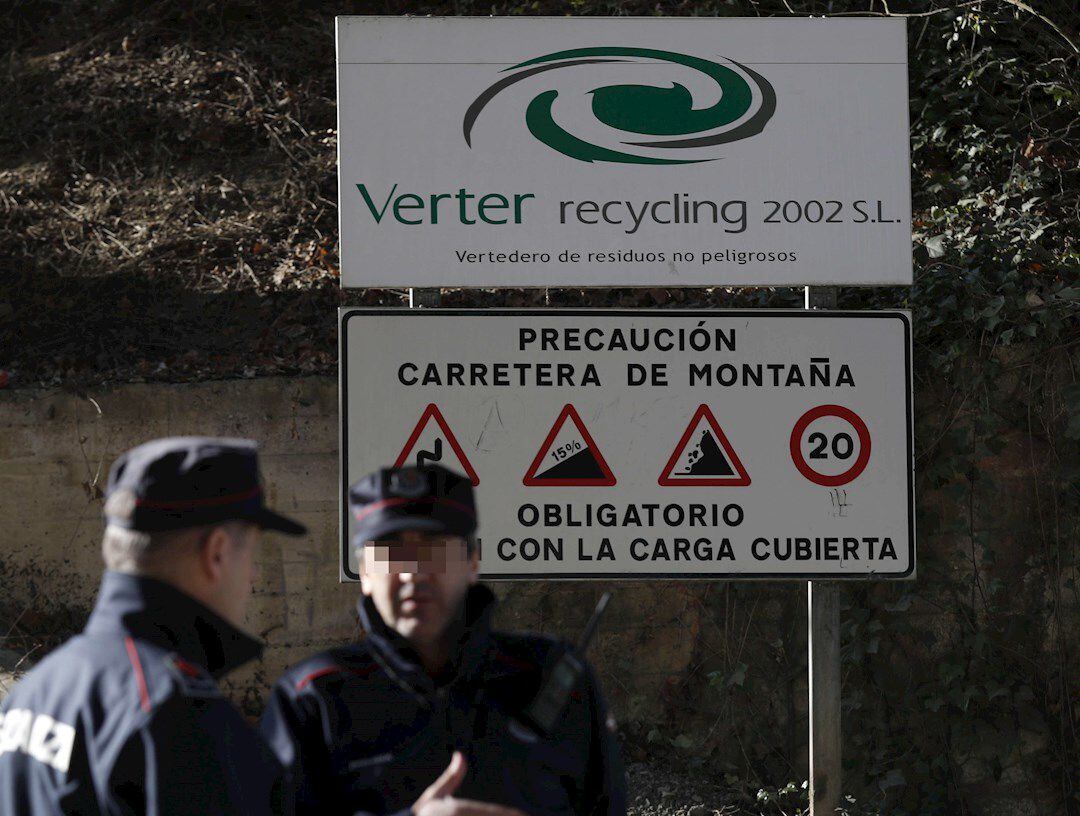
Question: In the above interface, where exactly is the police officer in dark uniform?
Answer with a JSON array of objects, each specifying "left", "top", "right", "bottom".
[
  {"left": 0, "top": 437, "right": 306, "bottom": 814},
  {"left": 261, "top": 464, "right": 627, "bottom": 816}
]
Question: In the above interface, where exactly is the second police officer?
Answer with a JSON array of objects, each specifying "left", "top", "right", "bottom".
[
  {"left": 262, "top": 464, "right": 627, "bottom": 816},
  {"left": 0, "top": 437, "right": 306, "bottom": 814}
]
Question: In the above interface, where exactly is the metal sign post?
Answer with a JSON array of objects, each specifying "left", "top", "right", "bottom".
[
  {"left": 809, "top": 580, "right": 842, "bottom": 813},
  {"left": 805, "top": 285, "right": 841, "bottom": 815}
]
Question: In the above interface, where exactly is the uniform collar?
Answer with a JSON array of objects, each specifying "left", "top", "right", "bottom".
[
  {"left": 84, "top": 571, "right": 263, "bottom": 679},
  {"left": 358, "top": 584, "right": 496, "bottom": 692}
]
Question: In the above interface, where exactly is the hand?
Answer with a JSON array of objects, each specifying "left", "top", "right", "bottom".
[{"left": 412, "top": 752, "right": 528, "bottom": 816}]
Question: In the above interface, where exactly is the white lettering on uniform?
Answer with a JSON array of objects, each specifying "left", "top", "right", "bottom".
[
  {"left": 0, "top": 709, "right": 76, "bottom": 773},
  {"left": 29, "top": 714, "right": 76, "bottom": 774}
]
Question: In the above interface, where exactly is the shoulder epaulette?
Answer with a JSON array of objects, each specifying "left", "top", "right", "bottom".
[
  {"left": 289, "top": 645, "right": 380, "bottom": 692},
  {"left": 164, "top": 654, "right": 223, "bottom": 698}
]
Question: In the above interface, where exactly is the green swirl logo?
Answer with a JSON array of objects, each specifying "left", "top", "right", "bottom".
[{"left": 463, "top": 47, "right": 776, "bottom": 165}]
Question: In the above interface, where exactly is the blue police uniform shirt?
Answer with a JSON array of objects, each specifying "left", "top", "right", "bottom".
[
  {"left": 261, "top": 585, "right": 627, "bottom": 816},
  {"left": 0, "top": 571, "right": 283, "bottom": 815}
]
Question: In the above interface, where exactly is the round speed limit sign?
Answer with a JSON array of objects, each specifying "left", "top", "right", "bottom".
[{"left": 790, "top": 404, "right": 872, "bottom": 487}]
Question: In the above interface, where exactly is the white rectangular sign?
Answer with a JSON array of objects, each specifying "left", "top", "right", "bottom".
[
  {"left": 340, "top": 309, "right": 914, "bottom": 580},
  {"left": 336, "top": 17, "right": 911, "bottom": 287}
]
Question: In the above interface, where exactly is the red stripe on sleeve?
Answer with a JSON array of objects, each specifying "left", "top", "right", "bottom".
[
  {"left": 125, "top": 637, "right": 152, "bottom": 712},
  {"left": 295, "top": 664, "right": 379, "bottom": 691}
]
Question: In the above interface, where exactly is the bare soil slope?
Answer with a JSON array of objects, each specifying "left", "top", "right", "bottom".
[{"left": 0, "top": 1, "right": 785, "bottom": 389}]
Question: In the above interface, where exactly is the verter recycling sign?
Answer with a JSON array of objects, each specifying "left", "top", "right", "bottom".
[{"left": 336, "top": 17, "right": 911, "bottom": 287}]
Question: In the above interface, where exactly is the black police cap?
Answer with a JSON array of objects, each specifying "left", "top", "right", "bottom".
[
  {"left": 349, "top": 464, "right": 477, "bottom": 548},
  {"left": 104, "top": 436, "right": 306, "bottom": 535}
]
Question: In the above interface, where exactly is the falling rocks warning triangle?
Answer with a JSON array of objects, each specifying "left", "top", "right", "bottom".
[
  {"left": 394, "top": 403, "right": 479, "bottom": 486},
  {"left": 523, "top": 404, "right": 616, "bottom": 487},
  {"left": 658, "top": 404, "right": 750, "bottom": 487}
]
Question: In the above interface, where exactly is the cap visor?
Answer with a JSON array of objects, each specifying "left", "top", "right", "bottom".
[
  {"left": 353, "top": 516, "right": 447, "bottom": 549},
  {"left": 251, "top": 507, "right": 307, "bottom": 536}
]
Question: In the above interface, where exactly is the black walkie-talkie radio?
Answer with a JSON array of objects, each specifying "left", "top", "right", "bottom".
[{"left": 510, "top": 592, "right": 611, "bottom": 742}]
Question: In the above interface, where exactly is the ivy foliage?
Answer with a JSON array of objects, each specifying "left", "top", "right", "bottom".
[
  {"left": 593, "top": 1, "right": 1078, "bottom": 813},
  {"left": 841, "top": 4, "right": 1077, "bottom": 814}
]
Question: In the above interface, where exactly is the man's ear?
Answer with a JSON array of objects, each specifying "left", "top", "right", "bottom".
[{"left": 198, "top": 525, "right": 233, "bottom": 584}]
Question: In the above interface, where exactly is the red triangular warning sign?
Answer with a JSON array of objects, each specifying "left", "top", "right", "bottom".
[
  {"left": 523, "top": 404, "right": 616, "bottom": 487},
  {"left": 658, "top": 405, "right": 750, "bottom": 487},
  {"left": 394, "top": 403, "right": 479, "bottom": 486}
]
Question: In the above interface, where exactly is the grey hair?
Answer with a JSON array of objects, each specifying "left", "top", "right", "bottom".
[
  {"left": 101, "top": 522, "right": 248, "bottom": 572},
  {"left": 101, "top": 525, "right": 174, "bottom": 572}
]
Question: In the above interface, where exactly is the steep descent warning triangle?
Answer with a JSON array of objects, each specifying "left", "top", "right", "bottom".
[
  {"left": 658, "top": 404, "right": 750, "bottom": 487},
  {"left": 523, "top": 404, "right": 616, "bottom": 487},
  {"left": 394, "top": 403, "right": 479, "bottom": 486}
]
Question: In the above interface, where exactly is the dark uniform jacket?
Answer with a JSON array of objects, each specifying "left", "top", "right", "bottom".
[
  {"left": 0, "top": 571, "right": 283, "bottom": 815},
  {"left": 261, "top": 586, "right": 626, "bottom": 816}
]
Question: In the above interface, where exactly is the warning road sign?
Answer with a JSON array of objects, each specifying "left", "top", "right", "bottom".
[
  {"left": 659, "top": 405, "right": 751, "bottom": 487},
  {"left": 340, "top": 309, "right": 914, "bottom": 580},
  {"left": 524, "top": 404, "right": 617, "bottom": 487},
  {"left": 394, "top": 403, "right": 480, "bottom": 486}
]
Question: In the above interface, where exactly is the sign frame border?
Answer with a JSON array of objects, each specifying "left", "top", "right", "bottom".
[{"left": 339, "top": 307, "right": 915, "bottom": 581}]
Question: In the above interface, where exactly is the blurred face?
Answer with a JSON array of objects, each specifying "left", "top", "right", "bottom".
[
  {"left": 202, "top": 522, "right": 261, "bottom": 629},
  {"left": 359, "top": 529, "right": 479, "bottom": 648}
]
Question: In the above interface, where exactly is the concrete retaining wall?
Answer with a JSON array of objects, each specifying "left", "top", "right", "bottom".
[{"left": 0, "top": 376, "right": 709, "bottom": 721}]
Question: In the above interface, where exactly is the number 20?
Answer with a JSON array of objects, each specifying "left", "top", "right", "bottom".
[{"left": 807, "top": 431, "right": 854, "bottom": 460}]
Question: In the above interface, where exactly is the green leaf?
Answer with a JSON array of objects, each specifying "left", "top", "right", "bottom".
[
  {"left": 670, "top": 734, "right": 696, "bottom": 750},
  {"left": 924, "top": 235, "right": 946, "bottom": 258},
  {"left": 980, "top": 296, "right": 1005, "bottom": 317},
  {"left": 884, "top": 594, "right": 914, "bottom": 612},
  {"left": 879, "top": 769, "right": 906, "bottom": 789},
  {"left": 726, "top": 662, "right": 748, "bottom": 688},
  {"left": 939, "top": 661, "right": 965, "bottom": 685}
]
